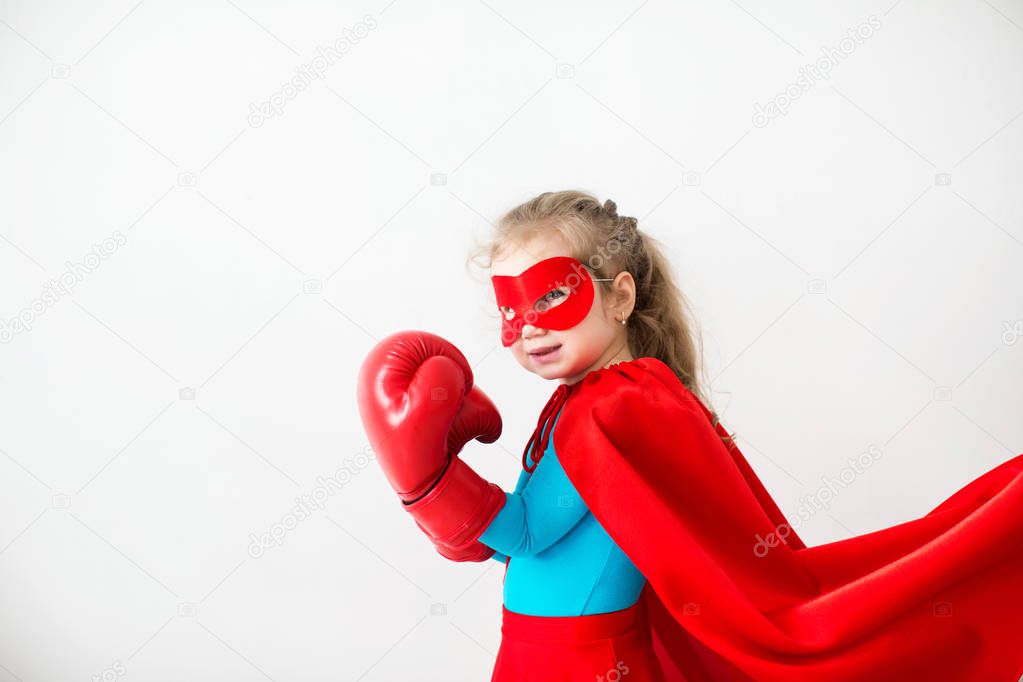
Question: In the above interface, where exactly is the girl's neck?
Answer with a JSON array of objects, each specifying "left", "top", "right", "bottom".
[{"left": 561, "top": 340, "right": 634, "bottom": 386}]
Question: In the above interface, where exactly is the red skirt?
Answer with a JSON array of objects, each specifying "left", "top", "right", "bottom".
[{"left": 491, "top": 596, "right": 667, "bottom": 682}]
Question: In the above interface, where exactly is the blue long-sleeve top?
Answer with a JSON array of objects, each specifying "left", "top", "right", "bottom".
[{"left": 478, "top": 405, "right": 647, "bottom": 616}]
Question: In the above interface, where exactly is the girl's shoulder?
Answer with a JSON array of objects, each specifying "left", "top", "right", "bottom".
[
  {"left": 573, "top": 357, "right": 699, "bottom": 406},
  {"left": 552, "top": 357, "right": 725, "bottom": 477},
  {"left": 560, "top": 356, "right": 714, "bottom": 434}
]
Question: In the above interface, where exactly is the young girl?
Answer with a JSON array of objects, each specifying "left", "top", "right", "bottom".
[{"left": 357, "top": 190, "right": 1023, "bottom": 681}]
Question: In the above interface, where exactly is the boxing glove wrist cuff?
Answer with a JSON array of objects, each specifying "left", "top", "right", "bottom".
[
  {"left": 409, "top": 517, "right": 496, "bottom": 562},
  {"left": 403, "top": 455, "right": 505, "bottom": 552}
]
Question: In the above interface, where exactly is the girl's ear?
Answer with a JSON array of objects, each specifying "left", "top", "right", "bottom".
[{"left": 611, "top": 271, "right": 637, "bottom": 318}]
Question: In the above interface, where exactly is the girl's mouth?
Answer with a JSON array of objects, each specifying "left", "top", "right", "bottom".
[{"left": 528, "top": 344, "right": 562, "bottom": 364}]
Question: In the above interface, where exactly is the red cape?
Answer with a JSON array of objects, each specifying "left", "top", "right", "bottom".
[{"left": 550, "top": 358, "right": 1023, "bottom": 681}]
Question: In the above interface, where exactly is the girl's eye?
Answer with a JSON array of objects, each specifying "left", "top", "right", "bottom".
[
  {"left": 534, "top": 287, "right": 570, "bottom": 313},
  {"left": 499, "top": 306, "right": 515, "bottom": 321}
]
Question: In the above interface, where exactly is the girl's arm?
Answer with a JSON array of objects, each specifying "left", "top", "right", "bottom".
[
  {"left": 486, "top": 466, "right": 534, "bottom": 562},
  {"left": 478, "top": 446, "right": 588, "bottom": 558}
]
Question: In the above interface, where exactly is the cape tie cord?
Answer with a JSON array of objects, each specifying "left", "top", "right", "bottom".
[{"left": 522, "top": 383, "right": 574, "bottom": 473}]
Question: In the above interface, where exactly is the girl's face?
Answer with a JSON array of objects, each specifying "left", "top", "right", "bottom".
[{"left": 490, "top": 231, "right": 635, "bottom": 385}]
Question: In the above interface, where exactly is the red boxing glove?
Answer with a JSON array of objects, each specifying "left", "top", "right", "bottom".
[{"left": 356, "top": 330, "right": 506, "bottom": 561}]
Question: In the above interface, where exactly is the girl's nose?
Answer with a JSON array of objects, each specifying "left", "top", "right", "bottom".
[{"left": 521, "top": 323, "right": 546, "bottom": 340}]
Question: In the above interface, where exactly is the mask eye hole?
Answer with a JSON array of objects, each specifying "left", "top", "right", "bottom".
[
  {"left": 499, "top": 305, "right": 515, "bottom": 321},
  {"left": 533, "top": 286, "right": 570, "bottom": 313}
]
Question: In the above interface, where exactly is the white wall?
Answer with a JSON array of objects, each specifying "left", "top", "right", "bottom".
[{"left": 1, "top": 0, "right": 1021, "bottom": 679}]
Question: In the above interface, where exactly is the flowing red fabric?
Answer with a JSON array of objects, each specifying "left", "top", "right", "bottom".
[{"left": 549, "top": 357, "right": 1023, "bottom": 681}]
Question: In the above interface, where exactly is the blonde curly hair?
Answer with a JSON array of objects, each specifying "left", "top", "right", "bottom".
[{"left": 468, "top": 189, "right": 733, "bottom": 438}]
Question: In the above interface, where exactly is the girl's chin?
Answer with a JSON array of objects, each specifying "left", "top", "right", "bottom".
[{"left": 531, "top": 358, "right": 590, "bottom": 381}]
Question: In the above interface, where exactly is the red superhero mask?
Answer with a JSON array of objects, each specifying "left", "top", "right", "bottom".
[{"left": 491, "top": 256, "right": 607, "bottom": 347}]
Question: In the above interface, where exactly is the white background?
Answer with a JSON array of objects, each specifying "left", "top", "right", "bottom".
[{"left": 1, "top": 1, "right": 1022, "bottom": 680}]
